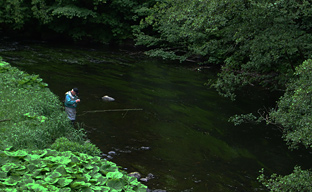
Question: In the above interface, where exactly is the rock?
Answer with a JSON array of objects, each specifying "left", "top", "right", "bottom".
[
  {"left": 108, "top": 151, "right": 116, "bottom": 155},
  {"left": 139, "top": 177, "right": 148, "bottom": 182},
  {"left": 146, "top": 173, "right": 154, "bottom": 180},
  {"left": 140, "top": 146, "right": 150, "bottom": 150},
  {"left": 139, "top": 173, "right": 154, "bottom": 182},
  {"left": 102, "top": 95, "right": 115, "bottom": 102},
  {"left": 128, "top": 172, "right": 141, "bottom": 179},
  {"left": 106, "top": 155, "right": 113, "bottom": 160}
]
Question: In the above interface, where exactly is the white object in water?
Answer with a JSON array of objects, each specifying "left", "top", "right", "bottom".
[{"left": 102, "top": 95, "right": 115, "bottom": 102}]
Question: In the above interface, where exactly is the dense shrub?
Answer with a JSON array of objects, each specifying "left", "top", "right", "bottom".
[{"left": 51, "top": 137, "right": 102, "bottom": 157}]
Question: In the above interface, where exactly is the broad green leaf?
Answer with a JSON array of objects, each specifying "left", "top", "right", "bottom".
[
  {"left": 106, "top": 172, "right": 123, "bottom": 179},
  {"left": 70, "top": 181, "right": 91, "bottom": 189},
  {"left": 55, "top": 165, "right": 67, "bottom": 175},
  {"left": 44, "top": 156, "right": 71, "bottom": 165},
  {"left": 98, "top": 186, "right": 110, "bottom": 192},
  {"left": 4, "top": 188, "right": 18, "bottom": 192},
  {"left": 107, "top": 179, "right": 123, "bottom": 190},
  {"left": 92, "top": 173, "right": 102, "bottom": 179},
  {"left": 2, "top": 163, "right": 19, "bottom": 172},
  {"left": 84, "top": 163, "right": 94, "bottom": 170},
  {"left": 58, "top": 177, "right": 73, "bottom": 187},
  {"left": 59, "top": 187, "right": 72, "bottom": 192},
  {"left": 79, "top": 187, "right": 93, "bottom": 192},
  {"left": 65, "top": 166, "right": 74, "bottom": 173},
  {"left": 15, "top": 165, "right": 26, "bottom": 171},
  {"left": 92, "top": 166, "right": 100, "bottom": 173},
  {"left": 129, "top": 177, "right": 140, "bottom": 185},
  {"left": 94, "top": 175, "right": 107, "bottom": 185},
  {"left": 26, "top": 183, "right": 49, "bottom": 192},
  {"left": 70, "top": 155, "right": 80, "bottom": 163},
  {"left": 44, "top": 171, "right": 62, "bottom": 184},
  {"left": 4, "top": 150, "right": 28, "bottom": 157},
  {"left": 25, "top": 154, "right": 41, "bottom": 161},
  {"left": 0, "top": 171, "right": 7, "bottom": 179},
  {"left": 21, "top": 178, "right": 35, "bottom": 184},
  {"left": 90, "top": 185, "right": 104, "bottom": 190},
  {"left": 44, "top": 177, "right": 59, "bottom": 184},
  {"left": 3, "top": 177, "right": 18, "bottom": 186},
  {"left": 100, "top": 163, "right": 118, "bottom": 174},
  {"left": 0, "top": 62, "right": 9, "bottom": 66}
]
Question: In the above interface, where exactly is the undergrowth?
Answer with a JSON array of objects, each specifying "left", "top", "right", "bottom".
[
  {"left": 0, "top": 148, "right": 147, "bottom": 191},
  {"left": 0, "top": 59, "right": 86, "bottom": 150},
  {"left": 0, "top": 58, "right": 148, "bottom": 191}
]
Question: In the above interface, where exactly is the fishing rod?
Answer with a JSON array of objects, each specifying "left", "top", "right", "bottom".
[
  {"left": 78, "top": 108, "right": 143, "bottom": 117},
  {"left": 83, "top": 108, "right": 143, "bottom": 113}
]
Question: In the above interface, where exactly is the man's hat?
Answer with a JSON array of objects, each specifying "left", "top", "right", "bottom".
[{"left": 73, "top": 88, "right": 79, "bottom": 94}]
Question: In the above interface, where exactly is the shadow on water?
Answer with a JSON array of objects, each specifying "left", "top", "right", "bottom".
[{"left": 1, "top": 39, "right": 312, "bottom": 192}]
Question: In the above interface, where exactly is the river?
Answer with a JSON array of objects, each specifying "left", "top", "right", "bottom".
[{"left": 1, "top": 39, "right": 311, "bottom": 192}]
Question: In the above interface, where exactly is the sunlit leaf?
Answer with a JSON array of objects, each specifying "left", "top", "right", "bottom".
[
  {"left": 106, "top": 172, "right": 123, "bottom": 179},
  {"left": 26, "top": 183, "right": 49, "bottom": 192},
  {"left": 2, "top": 163, "right": 19, "bottom": 172},
  {"left": 25, "top": 154, "right": 41, "bottom": 161},
  {"left": 70, "top": 181, "right": 91, "bottom": 188},
  {"left": 3, "top": 177, "right": 18, "bottom": 186},
  {"left": 4, "top": 150, "right": 28, "bottom": 157}
]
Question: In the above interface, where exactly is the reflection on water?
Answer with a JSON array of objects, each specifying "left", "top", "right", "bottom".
[{"left": 1, "top": 40, "right": 310, "bottom": 192}]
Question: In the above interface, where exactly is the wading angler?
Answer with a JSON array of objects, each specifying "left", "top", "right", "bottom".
[{"left": 64, "top": 88, "right": 80, "bottom": 124}]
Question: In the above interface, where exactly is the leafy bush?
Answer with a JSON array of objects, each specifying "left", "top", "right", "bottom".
[
  {"left": 269, "top": 59, "right": 312, "bottom": 149},
  {"left": 51, "top": 137, "right": 102, "bottom": 157},
  {"left": 0, "top": 149, "right": 147, "bottom": 191},
  {"left": 258, "top": 167, "right": 312, "bottom": 192}
]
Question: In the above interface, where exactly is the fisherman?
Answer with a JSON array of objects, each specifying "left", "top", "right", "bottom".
[{"left": 64, "top": 88, "right": 80, "bottom": 124}]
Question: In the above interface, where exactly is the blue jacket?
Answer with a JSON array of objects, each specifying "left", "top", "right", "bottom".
[{"left": 64, "top": 91, "right": 78, "bottom": 108}]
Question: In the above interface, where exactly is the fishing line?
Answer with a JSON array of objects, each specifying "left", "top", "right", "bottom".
[{"left": 77, "top": 108, "right": 143, "bottom": 117}]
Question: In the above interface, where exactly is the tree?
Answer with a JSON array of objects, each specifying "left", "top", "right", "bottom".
[
  {"left": 269, "top": 59, "right": 312, "bottom": 149},
  {"left": 258, "top": 166, "right": 312, "bottom": 192},
  {"left": 0, "top": 0, "right": 31, "bottom": 29},
  {"left": 257, "top": 59, "right": 312, "bottom": 191},
  {"left": 134, "top": 0, "right": 312, "bottom": 100},
  {"left": 0, "top": 0, "right": 155, "bottom": 43},
  {"left": 134, "top": 1, "right": 312, "bottom": 190}
]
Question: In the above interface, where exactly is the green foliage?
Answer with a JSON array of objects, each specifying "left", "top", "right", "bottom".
[
  {"left": 255, "top": 59, "right": 312, "bottom": 191},
  {"left": 269, "top": 59, "right": 312, "bottom": 149},
  {"left": 23, "top": 112, "right": 47, "bottom": 123},
  {"left": 134, "top": 0, "right": 215, "bottom": 62},
  {"left": 258, "top": 167, "right": 312, "bottom": 192},
  {"left": 0, "top": 148, "right": 147, "bottom": 191},
  {"left": 51, "top": 137, "right": 102, "bottom": 157},
  {"left": 0, "top": 0, "right": 155, "bottom": 43},
  {"left": 135, "top": 0, "right": 312, "bottom": 99},
  {"left": 212, "top": 0, "right": 312, "bottom": 100},
  {"left": 0, "top": 60, "right": 86, "bottom": 150},
  {"left": 0, "top": 0, "right": 31, "bottom": 29},
  {"left": 228, "top": 113, "right": 262, "bottom": 126}
]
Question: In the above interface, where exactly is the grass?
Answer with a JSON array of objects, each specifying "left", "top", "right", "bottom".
[{"left": 0, "top": 58, "right": 86, "bottom": 151}]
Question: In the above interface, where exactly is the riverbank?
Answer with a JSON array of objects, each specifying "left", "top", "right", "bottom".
[
  {"left": 0, "top": 58, "right": 147, "bottom": 191},
  {"left": 0, "top": 59, "right": 86, "bottom": 150}
]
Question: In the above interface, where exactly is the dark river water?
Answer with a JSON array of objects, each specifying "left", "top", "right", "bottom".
[{"left": 1, "top": 40, "right": 311, "bottom": 192}]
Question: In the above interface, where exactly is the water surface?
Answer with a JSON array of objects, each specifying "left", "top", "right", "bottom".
[{"left": 1, "top": 40, "right": 310, "bottom": 192}]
